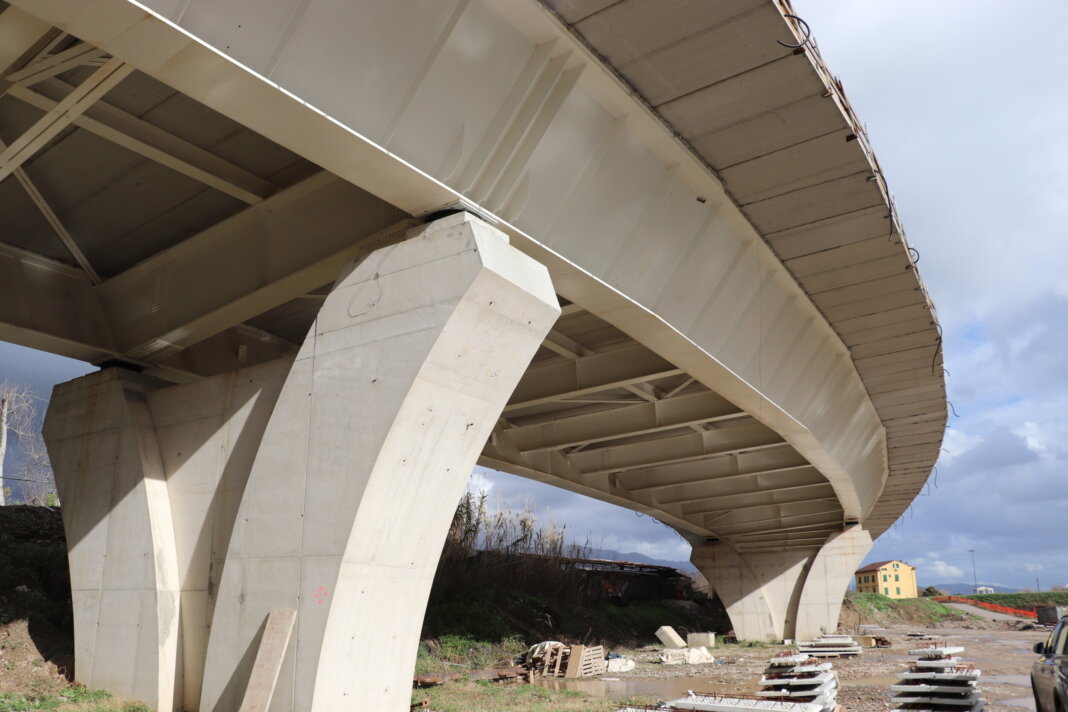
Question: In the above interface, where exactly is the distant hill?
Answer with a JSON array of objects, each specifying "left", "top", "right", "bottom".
[
  {"left": 588, "top": 548, "right": 698, "bottom": 573},
  {"left": 930, "top": 582, "right": 1020, "bottom": 594}
]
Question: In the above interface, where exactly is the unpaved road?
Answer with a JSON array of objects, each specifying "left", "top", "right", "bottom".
[
  {"left": 945, "top": 602, "right": 1028, "bottom": 623},
  {"left": 540, "top": 623, "right": 1047, "bottom": 711}
]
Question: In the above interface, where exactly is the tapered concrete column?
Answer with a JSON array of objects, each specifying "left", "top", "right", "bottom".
[
  {"left": 691, "top": 541, "right": 814, "bottom": 641},
  {"left": 199, "top": 213, "right": 559, "bottom": 712},
  {"left": 43, "top": 370, "right": 182, "bottom": 712},
  {"left": 794, "top": 526, "right": 872, "bottom": 640}
]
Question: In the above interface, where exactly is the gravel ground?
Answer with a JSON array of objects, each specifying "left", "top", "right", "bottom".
[{"left": 546, "top": 621, "right": 1050, "bottom": 711}]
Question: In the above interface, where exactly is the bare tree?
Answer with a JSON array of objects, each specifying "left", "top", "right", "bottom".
[{"left": 0, "top": 382, "right": 56, "bottom": 506}]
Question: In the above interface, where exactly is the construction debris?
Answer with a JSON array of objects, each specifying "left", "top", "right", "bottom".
[
  {"left": 906, "top": 632, "right": 943, "bottom": 642},
  {"left": 689, "top": 632, "right": 717, "bottom": 648},
  {"left": 565, "top": 644, "right": 608, "bottom": 678},
  {"left": 606, "top": 656, "right": 636, "bottom": 672},
  {"left": 796, "top": 634, "right": 861, "bottom": 658},
  {"left": 891, "top": 645, "right": 986, "bottom": 712},
  {"left": 660, "top": 646, "right": 716, "bottom": 665},
  {"left": 525, "top": 641, "right": 606, "bottom": 678},
  {"left": 657, "top": 625, "right": 689, "bottom": 649},
  {"left": 757, "top": 652, "right": 838, "bottom": 712}
]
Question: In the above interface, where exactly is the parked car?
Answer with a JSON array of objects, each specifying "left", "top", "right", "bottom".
[{"left": 1032, "top": 616, "right": 1068, "bottom": 712}]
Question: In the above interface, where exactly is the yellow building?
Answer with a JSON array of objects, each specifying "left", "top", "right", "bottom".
[{"left": 855, "top": 560, "right": 918, "bottom": 599}]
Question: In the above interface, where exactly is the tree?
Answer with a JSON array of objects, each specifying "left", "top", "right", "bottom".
[
  {"left": 0, "top": 382, "right": 56, "bottom": 506},
  {"left": 921, "top": 585, "right": 946, "bottom": 597}
]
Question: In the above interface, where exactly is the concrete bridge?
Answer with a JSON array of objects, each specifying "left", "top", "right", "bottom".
[{"left": 0, "top": 0, "right": 945, "bottom": 710}]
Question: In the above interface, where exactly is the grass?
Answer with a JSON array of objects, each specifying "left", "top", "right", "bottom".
[
  {"left": 415, "top": 634, "right": 528, "bottom": 675},
  {"left": 961, "top": 592, "right": 1068, "bottom": 608},
  {"left": 849, "top": 593, "right": 895, "bottom": 615},
  {"left": 896, "top": 597, "right": 972, "bottom": 621},
  {"left": 848, "top": 593, "right": 968, "bottom": 623},
  {"left": 0, "top": 687, "right": 148, "bottom": 712},
  {"left": 411, "top": 680, "right": 659, "bottom": 712}
]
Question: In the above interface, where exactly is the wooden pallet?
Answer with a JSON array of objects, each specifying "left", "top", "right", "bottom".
[{"left": 565, "top": 645, "right": 606, "bottom": 678}]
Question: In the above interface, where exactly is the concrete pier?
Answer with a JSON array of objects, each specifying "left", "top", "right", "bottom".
[{"left": 44, "top": 215, "right": 560, "bottom": 711}]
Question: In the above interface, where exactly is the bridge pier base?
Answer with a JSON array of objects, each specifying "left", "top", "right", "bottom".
[
  {"left": 692, "top": 525, "right": 873, "bottom": 642},
  {"left": 795, "top": 526, "right": 872, "bottom": 640},
  {"left": 691, "top": 541, "right": 812, "bottom": 641},
  {"left": 44, "top": 213, "right": 559, "bottom": 712}
]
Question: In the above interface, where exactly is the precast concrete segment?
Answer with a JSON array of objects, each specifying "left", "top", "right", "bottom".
[
  {"left": 691, "top": 541, "right": 814, "bottom": 642},
  {"left": 199, "top": 213, "right": 559, "bottom": 712},
  {"left": 794, "top": 526, "right": 873, "bottom": 641},
  {"left": 43, "top": 370, "right": 182, "bottom": 712}
]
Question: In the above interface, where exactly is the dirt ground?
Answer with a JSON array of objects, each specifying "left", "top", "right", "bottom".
[
  {"left": 532, "top": 620, "right": 1048, "bottom": 711},
  {"left": 0, "top": 618, "right": 72, "bottom": 697}
]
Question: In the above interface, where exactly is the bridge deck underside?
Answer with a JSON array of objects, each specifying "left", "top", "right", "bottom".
[
  {"left": 489, "top": 305, "right": 844, "bottom": 550},
  {"left": 0, "top": 24, "right": 842, "bottom": 550},
  {"left": 543, "top": 0, "right": 946, "bottom": 538}
]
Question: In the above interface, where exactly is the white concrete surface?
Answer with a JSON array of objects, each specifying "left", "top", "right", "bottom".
[
  {"left": 656, "top": 626, "right": 687, "bottom": 649},
  {"left": 688, "top": 632, "right": 716, "bottom": 648},
  {"left": 794, "top": 527, "right": 873, "bottom": 640},
  {"left": 691, "top": 542, "right": 812, "bottom": 641},
  {"left": 44, "top": 215, "right": 558, "bottom": 712},
  {"left": 43, "top": 370, "right": 182, "bottom": 712},
  {"left": 198, "top": 213, "right": 558, "bottom": 712}
]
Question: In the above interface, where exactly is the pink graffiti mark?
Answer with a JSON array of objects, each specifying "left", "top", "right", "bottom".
[{"left": 314, "top": 586, "right": 329, "bottom": 606}]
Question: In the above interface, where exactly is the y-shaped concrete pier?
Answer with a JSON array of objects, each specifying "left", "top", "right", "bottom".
[{"left": 44, "top": 214, "right": 560, "bottom": 712}]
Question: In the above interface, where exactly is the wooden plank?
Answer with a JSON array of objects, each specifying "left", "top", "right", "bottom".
[
  {"left": 238, "top": 609, "right": 297, "bottom": 712},
  {"left": 565, "top": 645, "right": 584, "bottom": 678},
  {"left": 551, "top": 645, "right": 565, "bottom": 677}
]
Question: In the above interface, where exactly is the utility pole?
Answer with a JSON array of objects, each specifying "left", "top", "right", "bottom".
[
  {"left": 1037, "top": 577, "right": 1041, "bottom": 593},
  {"left": 969, "top": 549, "right": 978, "bottom": 593}
]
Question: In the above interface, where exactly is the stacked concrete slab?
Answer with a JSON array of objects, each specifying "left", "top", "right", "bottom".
[
  {"left": 757, "top": 653, "right": 838, "bottom": 712},
  {"left": 664, "top": 693, "right": 826, "bottom": 712},
  {"left": 891, "top": 646, "right": 986, "bottom": 712},
  {"left": 797, "top": 634, "right": 861, "bottom": 657}
]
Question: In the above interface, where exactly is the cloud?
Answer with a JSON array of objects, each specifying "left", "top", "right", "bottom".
[{"left": 920, "top": 560, "right": 965, "bottom": 581}]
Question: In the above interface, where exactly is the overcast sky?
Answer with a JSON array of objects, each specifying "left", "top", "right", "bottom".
[{"left": 2, "top": 1, "right": 1066, "bottom": 589}]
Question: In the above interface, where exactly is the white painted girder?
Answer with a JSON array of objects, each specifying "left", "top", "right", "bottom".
[
  {"left": 622, "top": 448, "right": 811, "bottom": 493},
  {"left": 505, "top": 343, "right": 684, "bottom": 411},
  {"left": 95, "top": 172, "right": 411, "bottom": 360},
  {"left": 0, "top": 57, "right": 132, "bottom": 183},
  {"left": 505, "top": 389, "right": 744, "bottom": 452},
  {"left": 0, "top": 136, "right": 101, "bottom": 282},
  {"left": 9, "top": 79, "right": 278, "bottom": 204},
  {"left": 660, "top": 471, "right": 830, "bottom": 508},
  {"left": 0, "top": 242, "right": 115, "bottom": 361},
  {"left": 0, "top": 5, "right": 54, "bottom": 79},
  {"left": 685, "top": 485, "right": 837, "bottom": 517},
  {"left": 4, "top": 41, "right": 106, "bottom": 88},
  {"left": 570, "top": 422, "right": 786, "bottom": 475},
  {"left": 709, "top": 510, "right": 843, "bottom": 537}
]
